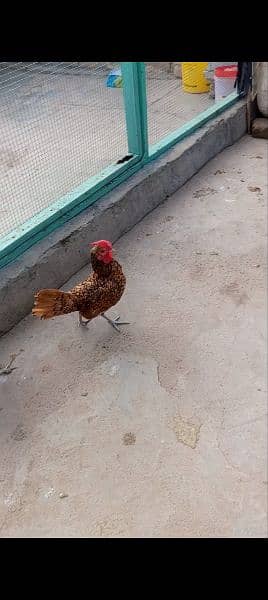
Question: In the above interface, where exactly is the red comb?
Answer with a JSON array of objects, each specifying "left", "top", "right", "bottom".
[{"left": 90, "top": 240, "right": 112, "bottom": 249}]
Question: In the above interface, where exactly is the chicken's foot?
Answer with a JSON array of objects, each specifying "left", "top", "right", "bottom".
[
  {"left": 78, "top": 313, "right": 90, "bottom": 327},
  {"left": 101, "top": 313, "right": 129, "bottom": 333}
]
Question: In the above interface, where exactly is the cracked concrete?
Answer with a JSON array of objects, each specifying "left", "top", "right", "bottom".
[{"left": 0, "top": 134, "right": 267, "bottom": 537}]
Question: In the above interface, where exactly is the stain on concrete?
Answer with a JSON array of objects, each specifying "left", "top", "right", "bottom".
[
  {"left": 41, "top": 365, "right": 52, "bottom": 374},
  {"left": 11, "top": 425, "right": 27, "bottom": 442},
  {"left": 0, "top": 148, "right": 29, "bottom": 172},
  {"left": 220, "top": 282, "right": 249, "bottom": 306},
  {"left": 248, "top": 186, "right": 261, "bottom": 193},
  {"left": 162, "top": 215, "right": 175, "bottom": 223},
  {"left": 193, "top": 187, "right": 217, "bottom": 199},
  {"left": 223, "top": 282, "right": 240, "bottom": 295},
  {"left": 123, "top": 432, "right": 136, "bottom": 446},
  {"left": 90, "top": 514, "right": 129, "bottom": 537},
  {"left": 172, "top": 415, "right": 201, "bottom": 449}
]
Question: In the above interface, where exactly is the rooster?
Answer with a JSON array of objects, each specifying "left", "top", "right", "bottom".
[{"left": 32, "top": 240, "right": 128, "bottom": 332}]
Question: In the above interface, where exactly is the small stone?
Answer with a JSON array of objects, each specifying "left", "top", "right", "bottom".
[
  {"left": 248, "top": 186, "right": 261, "bottom": 193},
  {"left": 59, "top": 493, "right": 68, "bottom": 499},
  {"left": 252, "top": 118, "right": 268, "bottom": 139},
  {"left": 81, "top": 392, "right": 88, "bottom": 397},
  {"left": 44, "top": 487, "right": 55, "bottom": 499}
]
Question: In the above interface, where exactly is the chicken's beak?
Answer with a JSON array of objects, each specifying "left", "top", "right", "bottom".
[{"left": 90, "top": 245, "right": 98, "bottom": 254}]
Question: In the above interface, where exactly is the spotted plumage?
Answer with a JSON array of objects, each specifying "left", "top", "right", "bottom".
[{"left": 32, "top": 240, "right": 126, "bottom": 327}]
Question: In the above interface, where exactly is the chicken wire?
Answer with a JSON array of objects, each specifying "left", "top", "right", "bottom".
[
  {"left": 146, "top": 62, "right": 238, "bottom": 147},
  {"left": 0, "top": 62, "right": 128, "bottom": 238}
]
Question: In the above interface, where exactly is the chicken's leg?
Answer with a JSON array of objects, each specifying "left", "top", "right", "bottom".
[
  {"left": 78, "top": 313, "right": 90, "bottom": 327},
  {"left": 101, "top": 313, "right": 129, "bottom": 333}
]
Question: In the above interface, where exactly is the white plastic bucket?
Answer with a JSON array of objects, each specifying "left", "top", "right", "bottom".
[{"left": 214, "top": 65, "right": 238, "bottom": 102}]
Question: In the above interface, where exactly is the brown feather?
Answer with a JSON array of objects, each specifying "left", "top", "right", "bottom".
[
  {"left": 32, "top": 289, "right": 77, "bottom": 319},
  {"left": 32, "top": 252, "right": 126, "bottom": 322}
]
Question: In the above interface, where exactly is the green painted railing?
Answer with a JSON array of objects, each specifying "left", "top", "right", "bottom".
[{"left": 0, "top": 63, "right": 239, "bottom": 269}]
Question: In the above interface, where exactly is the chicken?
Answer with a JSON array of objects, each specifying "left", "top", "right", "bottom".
[{"left": 32, "top": 240, "right": 128, "bottom": 332}]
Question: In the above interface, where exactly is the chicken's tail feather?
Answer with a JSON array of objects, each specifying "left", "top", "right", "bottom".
[{"left": 32, "top": 289, "right": 76, "bottom": 319}]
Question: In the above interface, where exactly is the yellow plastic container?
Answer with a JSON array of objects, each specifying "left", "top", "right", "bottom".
[{"left": 181, "top": 62, "right": 209, "bottom": 93}]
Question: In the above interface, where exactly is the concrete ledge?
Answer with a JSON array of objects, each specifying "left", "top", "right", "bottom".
[{"left": 0, "top": 101, "right": 247, "bottom": 336}]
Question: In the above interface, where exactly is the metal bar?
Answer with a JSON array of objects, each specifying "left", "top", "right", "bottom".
[
  {"left": 0, "top": 155, "right": 142, "bottom": 269},
  {"left": 0, "top": 81, "right": 239, "bottom": 269},
  {"left": 148, "top": 91, "right": 239, "bottom": 161},
  {"left": 137, "top": 62, "right": 148, "bottom": 159},
  {"left": 0, "top": 63, "right": 149, "bottom": 269},
  {"left": 121, "top": 62, "right": 148, "bottom": 158}
]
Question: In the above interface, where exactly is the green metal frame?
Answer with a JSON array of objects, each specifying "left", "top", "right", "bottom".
[
  {"left": 0, "top": 62, "right": 148, "bottom": 269},
  {"left": 0, "top": 63, "right": 239, "bottom": 269},
  {"left": 148, "top": 90, "right": 239, "bottom": 160},
  {"left": 0, "top": 158, "right": 141, "bottom": 268},
  {"left": 121, "top": 62, "right": 148, "bottom": 158}
]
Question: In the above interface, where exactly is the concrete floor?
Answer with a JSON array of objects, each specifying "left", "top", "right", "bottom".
[
  {"left": 0, "top": 135, "right": 267, "bottom": 538},
  {"left": 0, "top": 63, "right": 212, "bottom": 237}
]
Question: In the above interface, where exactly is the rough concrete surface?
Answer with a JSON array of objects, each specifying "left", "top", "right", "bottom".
[
  {"left": 0, "top": 102, "right": 247, "bottom": 336},
  {"left": 0, "top": 135, "right": 267, "bottom": 538}
]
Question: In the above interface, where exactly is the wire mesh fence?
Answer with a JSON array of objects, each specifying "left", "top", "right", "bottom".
[
  {"left": 146, "top": 62, "right": 238, "bottom": 147},
  {"left": 0, "top": 62, "right": 128, "bottom": 237},
  {"left": 0, "top": 61, "right": 239, "bottom": 266}
]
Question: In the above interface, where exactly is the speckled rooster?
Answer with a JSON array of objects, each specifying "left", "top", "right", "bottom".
[{"left": 32, "top": 240, "right": 128, "bottom": 332}]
